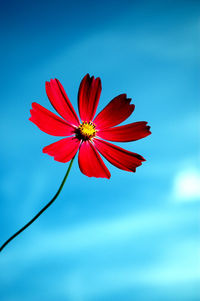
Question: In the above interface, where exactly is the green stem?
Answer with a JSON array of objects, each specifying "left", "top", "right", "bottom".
[{"left": 0, "top": 156, "right": 75, "bottom": 252}]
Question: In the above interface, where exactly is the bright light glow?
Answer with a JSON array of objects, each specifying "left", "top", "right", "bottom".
[{"left": 174, "top": 168, "right": 200, "bottom": 201}]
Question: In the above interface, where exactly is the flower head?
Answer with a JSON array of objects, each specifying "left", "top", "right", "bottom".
[{"left": 29, "top": 74, "right": 151, "bottom": 178}]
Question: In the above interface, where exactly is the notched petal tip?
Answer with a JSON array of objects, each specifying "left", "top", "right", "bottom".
[
  {"left": 78, "top": 141, "right": 111, "bottom": 178},
  {"left": 29, "top": 101, "right": 75, "bottom": 136},
  {"left": 94, "top": 94, "right": 135, "bottom": 129},
  {"left": 144, "top": 123, "right": 152, "bottom": 137},
  {"left": 45, "top": 79, "right": 55, "bottom": 89},
  {"left": 94, "top": 138, "right": 146, "bottom": 173},
  {"left": 83, "top": 172, "right": 111, "bottom": 179},
  {"left": 43, "top": 137, "right": 80, "bottom": 163},
  {"left": 97, "top": 120, "right": 151, "bottom": 143},
  {"left": 45, "top": 77, "right": 80, "bottom": 125},
  {"left": 78, "top": 73, "right": 102, "bottom": 121},
  {"left": 31, "top": 102, "right": 38, "bottom": 108}
]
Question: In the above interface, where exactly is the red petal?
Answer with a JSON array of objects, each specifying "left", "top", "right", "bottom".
[
  {"left": 46, "top": 79, "right": 80, "bottom": 126},
  {"left": 78, "top": 141, "right": 110, "bottom": 178},
  {"left": 43, "top": 137, "right": 80, "bottom": 163},
  {"left": 97, "top": 122, "right": 151, "bottom": 142},
  {"left": 93, "top": 138, "right": 145, "bottom": 172},
  {"left": 78, "top": 74, "right": 101, "bottom": 122},
  {"left": 29, "top": 102, "right": 75, "bottom": 136},
  {"left": 93, "top": 94, "right": 135, "bottom": 129}
]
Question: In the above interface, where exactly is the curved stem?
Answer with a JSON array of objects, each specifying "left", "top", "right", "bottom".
[{"left": 0, "top": 156, "right": 75, "bottom": 252}]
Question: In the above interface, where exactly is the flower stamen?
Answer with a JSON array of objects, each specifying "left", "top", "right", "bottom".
[{"left": 75, "top": 121, "right": 96, "bottom": 141}]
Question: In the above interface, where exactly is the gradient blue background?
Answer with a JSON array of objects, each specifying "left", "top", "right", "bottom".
[{"left": 0, "top": 1, "right": 199, "bottom": 300}]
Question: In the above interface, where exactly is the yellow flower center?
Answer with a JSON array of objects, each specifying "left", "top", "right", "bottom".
[{"left": 76, "top": 121, "right": 96, "bottom": 140}]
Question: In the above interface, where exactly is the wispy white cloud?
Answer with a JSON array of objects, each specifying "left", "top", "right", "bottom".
[
  {"left": 1, "top": 204, "right": 195, "bottom": 271},
  {"left": 59, "top": 237, "right": 200, "bottom": 300},
  {"left": 2, "top": 207, "right": 197, "bottom": 300},
  {"left": 173, "top": 167, "right": 200, "bottom": 202}
]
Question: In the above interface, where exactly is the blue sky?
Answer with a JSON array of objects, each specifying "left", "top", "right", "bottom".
[{"left": 0, "top": 0, "right": 199, "bottom": 300}]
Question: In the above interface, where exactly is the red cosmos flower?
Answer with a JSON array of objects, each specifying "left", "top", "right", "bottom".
[{"left": 29, "top": 74, "right": 151, "bottom": 179}]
